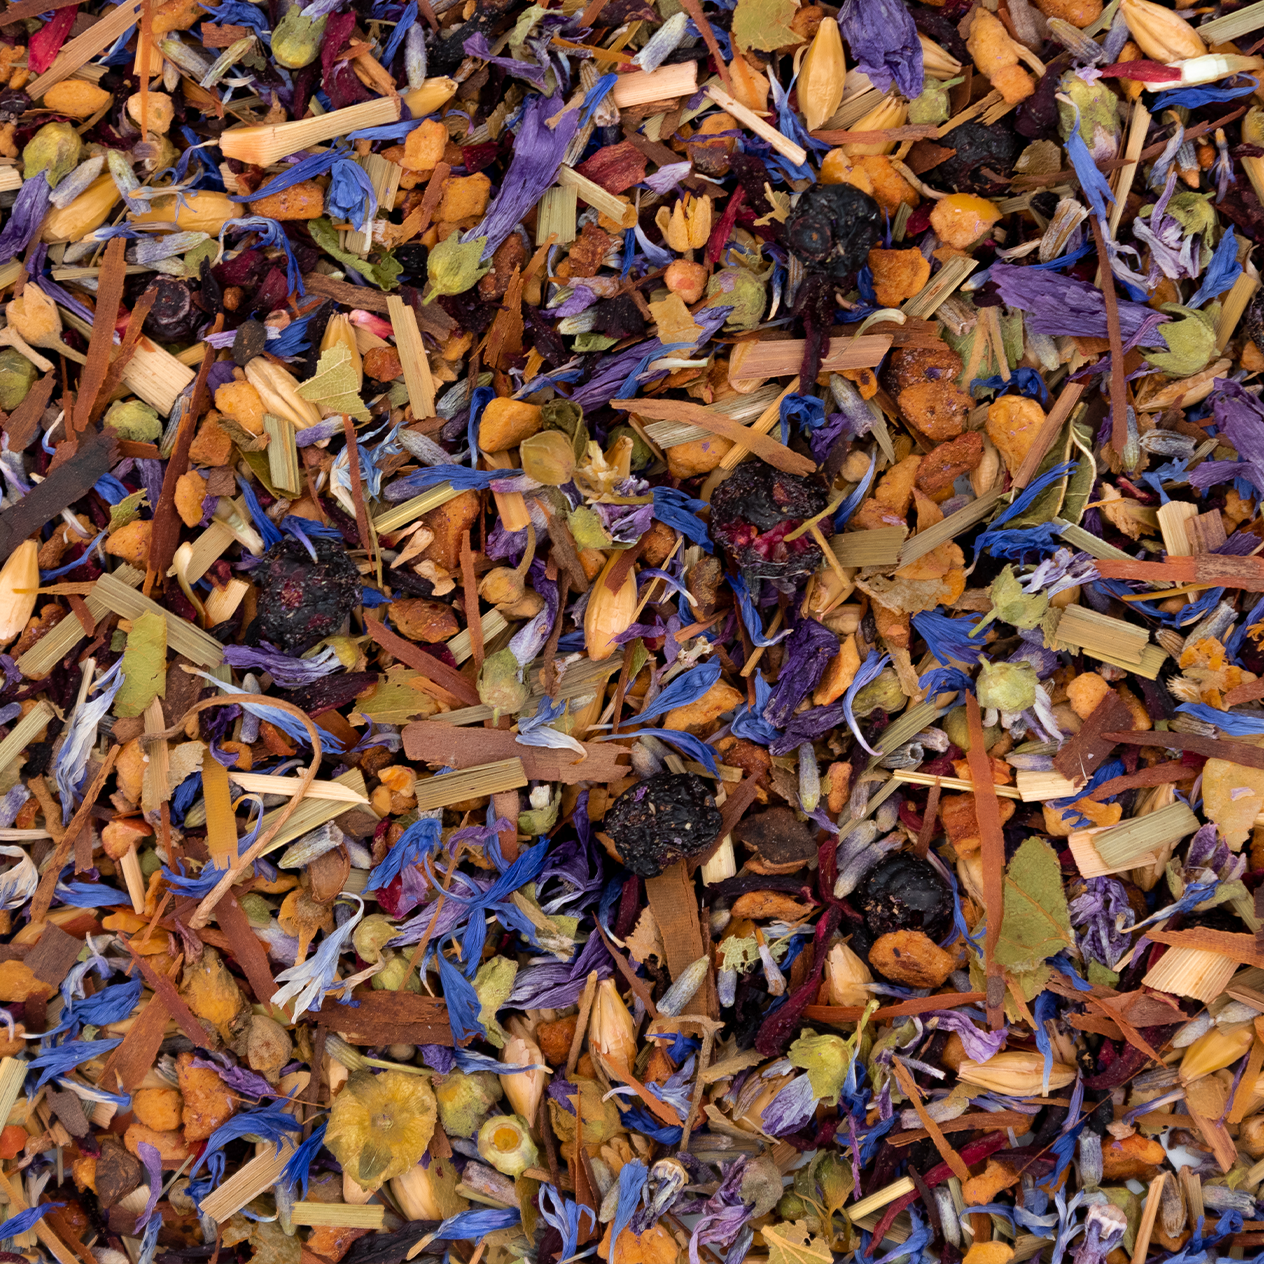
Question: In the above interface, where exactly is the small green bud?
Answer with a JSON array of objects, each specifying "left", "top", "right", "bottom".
[
  {"left": 478, "top": 647, "right": 528, "bottom": 719},
  {"left": 477, "top": 1113, "right": 539, "bottom": 1177},
  {"left": 519, "top": 430, "right": 576, "bottom": 486},
  {"left": 371, "top": 956, "right": 420, "bottom": 992},
  {"left": 272, "top": 5, "right": 328, "bottom": 68},
  {"left": 239, "top": 892, "right": 273, "bottom": 927},
  {"left": 435, "top": 1070, "right": 503, "bottom": 1137},
  {"left": 103, "top": 399, "right": 162, "bottom": 442},
  {"left": 815, "top": 1153, "right": 852, "bottom": 1210},
  {"left": 976, "top": 659, "right": 1038, "bottom": 714},
  {"left": 138, "top": 848, "right": 162, "bottom": 878},
  {"left": 777, "top": 1192, "right": 809, "bottom": 1220},
  {"left": 942, "top": 706, "right": 1000, "bottom": 753},
  {"left": 23, "top": 122, "right": 82, "bottom": 187},
  {"left": 424, "top": 233, "right": 491, "bottom": 302},
  {"left": 0, "top": 349, "right": 37, "bottom": 412},
  {"left": 703, "top": 267, "right": 766, "bottom": 331},
  {"left": 353, "top": 913, "right": 397, "bottom": 964},
  {"left": 1057, "top": 73, "right": 1122, "bottom": 161},
  {"left": 540, "top": 398, "right": 588, "bottom": 461},
  {"left": 851, "top": 668, "right": 905, "bottom": 719}
]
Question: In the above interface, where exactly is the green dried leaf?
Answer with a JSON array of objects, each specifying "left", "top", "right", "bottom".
[
  {"left": 1147, "top": 303, "right": 1218, "bottom": 377},
  {"left": 763, "top": 1221, "right": 831, "bottom": 1264},
  {"left": 473, "top": 956, "right": 518, "bottom": 1048},
  {"left": 567, "top": 506, "right": 611, "bottom": 551},
  {"left": 297, "top": 345, "right": 370, "bottom": 422},
  {"left": 1063, "top": 420, "right": 1096, "bottom": 526},
  {"left": 994, "top": 837, "right": 1075, "bottom": 971},
  {"left": 354, "top": 668, "right": 439, "bottom": 723},
  {"left": 309, "top": 217, "right": 403, "bottom": 291},
  {"left": 572, "top": 332, "right": 617, "bottom": 352},
  {"left": 719, "top": 934, "right": 760, "bottom": 972},
  {"left": 109, "top": 489, "right": 148, "bottom": 532},
  {"left": 113, "top": 610, "right": 167, "bottom": 718},
  {"left": 982, "top": 564, "right": 1048, "bottom": 633},
  {"left": 787, "top": 1033, "right": 850, "bottom": 1106},
  {"left": 732, "top": 0, "right": 802, "bottom": 51}
]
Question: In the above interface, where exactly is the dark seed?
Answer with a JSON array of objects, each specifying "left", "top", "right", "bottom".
[{"left": 233, "top": 319, "right": 269, "bottom": 367}]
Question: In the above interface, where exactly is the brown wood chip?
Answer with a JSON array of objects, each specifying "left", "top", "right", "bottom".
[
  {"left": 364, "top": 620, "right": 481, "bottom": 707},
  {"left": 146, "top": 319, "right": 221, "bottom": 592},
  {"left": 402, "top": 721, "right": 629, "bottom": 783},
  {"left": 1054, "top": 690, "right": 1133, "bottom": 784},
  {"left": 1104, "top": 730, "right": 1264, "bottom": 769},
  {"left": 4, "top": 371, "right": 56, "bottom": 451},
  {"left": 644, "top": 861, "right": 713, "bottom": 1017},
  {"left": 214, "top": 890, "right": 277, "bottom": 1005},
  {"left": 72, "top": 238, "right": 128, "bottom": 436},
  {"left": 0, "top": 426, "right": 117, "bottom": 562},
  {"left": 25, "top": 923, "right": 85, "bottom": 987},
  {"left": 1148, "top": 927, "right": 1264, "bottom": 966},
  {"left": 313, "top": 990, "right": 453, "bottom": 1044}
]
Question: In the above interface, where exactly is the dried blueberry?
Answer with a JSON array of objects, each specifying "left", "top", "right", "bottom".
[
  {"left": 603, "top": 771, "right": 722, "bottom": 878},
  {"left": 255, "top": 536, "right": 362, "bottom": 654},
  {"left": 932, "top": 120, "right": 1020, "bottom": 195},
  {"left": 709, "top": 462, "right": 828, "bottom": 590},
  {"left": 141, "top": 277, "right": 202, "bottom": 343},
  {"left": 856, "top": 852, "right": 953, "bottom": 941},
  {"left": 785, "top": 183, "right": 882, "bottom": 282}
]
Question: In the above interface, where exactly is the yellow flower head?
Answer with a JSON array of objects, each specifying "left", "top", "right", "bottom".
[{"left": 325, "top": 1070, "right": 438, "bottom": 1190}]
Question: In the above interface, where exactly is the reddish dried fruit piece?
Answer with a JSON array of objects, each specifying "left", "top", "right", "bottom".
[
  {"left": 602, "top": 771, "right": 722, "bottom": 878},
  {"left": 710, "top": 462, "right": 829, "bottom": 590},
  {"left": 915, "top": 432, "right": 985, "bottom": 494}
]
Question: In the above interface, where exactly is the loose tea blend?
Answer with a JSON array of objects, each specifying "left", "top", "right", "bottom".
[{"left": 2, "top": 1, "right": 1264, "bottom": 1264}]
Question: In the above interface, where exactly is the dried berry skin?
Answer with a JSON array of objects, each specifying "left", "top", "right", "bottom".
[
  {"left": 785, "top": 183, "right": 883, "bottom": 281},
  {"left": 603, "top": 771, "right": 722, "bottom": 878},
  {"left": 856, "top": 852, "right": 953, "bottom": 941},
  {"left": 255, "top": 536, "right": 361, "bottom": 654},
  {"left": 1245, "top": 289, "right": 1264, "bottom": 349},
  {"left": 710, "top": 462, "right": 828, "bottom": 590},
  {"left": 932, "top": 120, "right": 1021, "bottom": 194},
  {"left": 141, "top": 277, "right": 202, "bottom": 343}
]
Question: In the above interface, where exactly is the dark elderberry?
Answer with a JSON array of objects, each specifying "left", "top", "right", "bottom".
[
  {"left": 709, "top": 462, "right": 828, "bottom": 590},
  {"left": 784, "top": 183, "right": 882, "bottom": 282},
  {"left": 602, "top": 771, "right": 722, "bottom": 878},
  {"left": 932, "top": 120, "right": 1021, "bottom": 195},
  {"left": 255, "top": 536, "right": 362, "bottom": 654},
  {"left": 141, "top": 277, "right": 203, "bottom": 343},
  {"left": 856, "top": 852, "right": 953, "bottom": 941}
]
